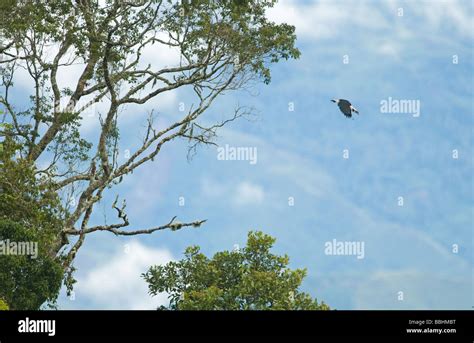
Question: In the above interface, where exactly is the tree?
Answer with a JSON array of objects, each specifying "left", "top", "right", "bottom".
[
  {"left": 0, "top": 220, "right": 64, "bottom": 310},
  {"left": 0, "top": 0, "right": 299, "bottom": 302},
  {"left": 0, "top": 132, "right": 65, "bottom": 309},
  {"left": 143, "top": 231, "right": 329, "bottom": 310}
]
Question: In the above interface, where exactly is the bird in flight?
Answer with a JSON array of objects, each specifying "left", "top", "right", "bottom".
[{"left": 331, "top": 99, "right": 359, "bottom": 118}]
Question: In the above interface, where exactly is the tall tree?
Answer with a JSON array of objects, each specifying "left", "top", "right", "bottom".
[
  {"left": 0, "top": 132, "right": 65, "bottom": 309},
  {"left": 0, "top": 0, "right": 299, "bottom": 303},
  {"left": 143, "top": 231, "right": 329, "bottom": 310}
]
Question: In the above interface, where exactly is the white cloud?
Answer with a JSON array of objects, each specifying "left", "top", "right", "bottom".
[
  {"left": 376, "top": 42, "right": 400, "bottom": 58},
  {"left": 400, "top": 0, "right": 474, "bottom": 38},
  {"left": 267, "top": 0, "right": 473, "bottom": 41},
  {"left": 200, "top": 177, "right": 228, "bottom": 198},
  {"left": 233, "top": 181, "right": 265, "bottom": 206},
  {"left": 140, "top": 32, "right": 181, "bottom": 69},
  {"left": 201, "top": 177, "right": 265, "bottom": 206},
  {"left": 76, "top": 240, "right": 174, "bottom": 309},
  {"left": 267, "top": 0, "right": 389, "bottom": 40}
]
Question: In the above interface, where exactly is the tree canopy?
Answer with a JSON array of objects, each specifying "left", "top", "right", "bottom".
[
  {"left": 143, "top": 231, "right": 329, "bottom": 310},
  {"left": 0, "top": 133, "right": 65, "bottom": 309},
  {"left": 0, "top": 0, "right": 299, "bottom": 308}
]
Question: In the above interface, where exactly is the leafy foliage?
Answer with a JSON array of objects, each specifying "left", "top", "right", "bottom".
[
  {"left": 0, "top": 220, "right": 64, "bottom": 310},
  {"left": 0, "top": 298, "right": 8, "bottom": 310},
  {"left": 143, "top": 231, "right": 329, "bottom": 310},
  {"left": 0, "top": 134, "right": 65, "bottom": 310}
]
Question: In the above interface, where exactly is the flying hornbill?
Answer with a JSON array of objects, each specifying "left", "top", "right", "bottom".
[{"left": 331, "top": 99, "right": 359, "bottom": 118}]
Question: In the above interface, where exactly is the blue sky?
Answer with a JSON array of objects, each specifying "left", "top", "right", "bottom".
[{"left": 29, "top": 0, "right": 472, "bottom": 310}]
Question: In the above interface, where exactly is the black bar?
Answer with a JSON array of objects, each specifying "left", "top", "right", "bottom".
[{"left": 0, "top": 310, "right": 472, "bottom": 339}]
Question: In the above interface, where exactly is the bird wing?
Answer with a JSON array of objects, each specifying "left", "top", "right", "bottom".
[{"left": 338, "top": 102, "right": 352, "bottom": 117}]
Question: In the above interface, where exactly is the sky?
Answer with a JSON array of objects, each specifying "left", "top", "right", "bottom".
[{"left": 7, "top": 0, "right": 472, "bottom": 310}]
